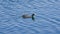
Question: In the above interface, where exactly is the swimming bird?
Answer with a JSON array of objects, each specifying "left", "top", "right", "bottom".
[{"left": 22, "top": 14, "right": 35, "bottom": 20}]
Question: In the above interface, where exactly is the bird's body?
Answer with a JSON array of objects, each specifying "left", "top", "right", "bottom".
[
  {"left": 22, "top": 15, "right": 32, "bottom": 18},
  {"left": 22, "top": 14, "right": 35, "bottom": 20}
]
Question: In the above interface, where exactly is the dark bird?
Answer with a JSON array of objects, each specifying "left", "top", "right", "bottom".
[{"left": 22, "top": 14, "right": 35, "bottom": 21}]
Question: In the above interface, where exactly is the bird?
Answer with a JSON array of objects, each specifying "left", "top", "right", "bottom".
[{"left": 22, "top": 14, "right": 35, "bottom": 21}]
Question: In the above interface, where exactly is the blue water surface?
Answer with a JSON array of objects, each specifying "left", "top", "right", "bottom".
[{"left": 0, "top": 0, "right": 60, "bottom": 34}]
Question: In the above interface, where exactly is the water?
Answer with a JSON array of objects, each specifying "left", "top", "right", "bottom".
[{"left": 0, "top": 0, "right": 60, "bottom": 34}]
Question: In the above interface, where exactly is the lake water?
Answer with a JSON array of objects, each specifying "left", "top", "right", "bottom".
[{"left": 0, "top": 0, "right": 60, "bottom": 34}]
